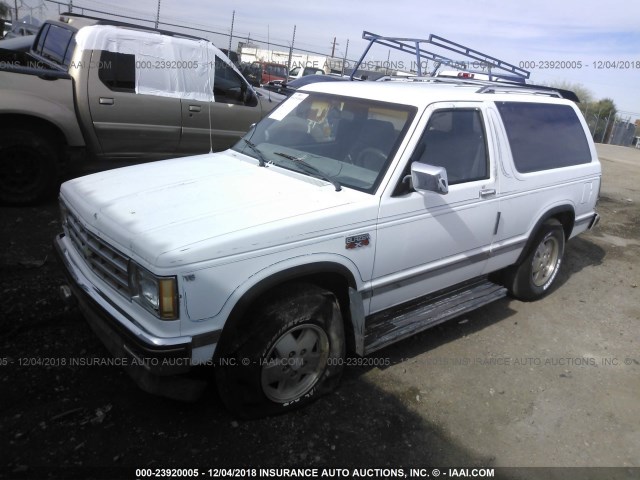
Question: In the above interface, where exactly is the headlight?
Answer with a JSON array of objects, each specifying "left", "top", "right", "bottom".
[{"left": 130, "top": 264, "right": 178, "bottom": 320}]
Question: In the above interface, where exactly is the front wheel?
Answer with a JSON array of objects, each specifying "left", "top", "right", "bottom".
[
  {"left": 504, "top": 219, "right": 565, "bottom": 301},
  {"left": 0, "top": 129, "right": 60, "bottom": 205},
  {"left": 215, "top": 283, "right": 345, "bottom": 418}
]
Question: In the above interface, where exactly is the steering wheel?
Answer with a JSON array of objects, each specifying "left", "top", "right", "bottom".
[{"left": 354, "top": 147, "right": 387, "bottom": 171}]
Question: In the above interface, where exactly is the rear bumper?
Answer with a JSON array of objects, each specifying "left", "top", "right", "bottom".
[
  {"left": 54, "top": 232, "right": 207, "bottom": 401},
  {"left": 573, "top": 211, "right": 600, "bottom": 236}
]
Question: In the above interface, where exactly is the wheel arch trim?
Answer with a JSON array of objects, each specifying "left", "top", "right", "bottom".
[
  {"left": 515, "top": 204, "right": 574, "bottom": 265},
  {"left": 214, "top": 257, "right": 362, "bottom": 357},
  {"left": 0, "top": 103, "right": 84, "bottom": 147}
]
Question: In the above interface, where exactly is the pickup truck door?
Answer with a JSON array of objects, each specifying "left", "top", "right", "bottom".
[
  {"left": 87, "top": 50, "right": 181, "bottom": 159},
  {"left": 178, "top": 54, "right": 262, "bottom": 154},
  {"left": 370, "top": 103, "right": 500, "bottom": 314}
]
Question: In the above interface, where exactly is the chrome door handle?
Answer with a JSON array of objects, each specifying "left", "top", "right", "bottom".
[
  {"left": 480, "top": 188, "right": 496, "bottom": 198},
  {"left": 99, "top": 97, "right": 114, "bottom": 105},
  {"left": 189, "top": 105, "right": 202, "bottom": 112}
]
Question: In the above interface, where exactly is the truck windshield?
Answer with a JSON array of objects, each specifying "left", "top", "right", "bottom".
[{"left": 232, "top": 91, "right": 416, "bottom": 194}]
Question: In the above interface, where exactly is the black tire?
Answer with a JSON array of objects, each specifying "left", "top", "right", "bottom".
[
  {"left": 504, "top": 219, "right": 565, "bottom": 301},
  {"left": 0, "top": 129, "right": 60, "bottom": 205},
  {"left": 215, "top": 283, "right": 345, "bottom": 418}
]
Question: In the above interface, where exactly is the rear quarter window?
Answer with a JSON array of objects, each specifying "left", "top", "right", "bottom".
[{"left": 496, "top": 101, "right": 591, "bottom": 173}]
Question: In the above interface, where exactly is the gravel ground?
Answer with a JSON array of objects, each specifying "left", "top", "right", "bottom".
[{"left": 0, "top": 144, "right": 638, "bottom": 480}]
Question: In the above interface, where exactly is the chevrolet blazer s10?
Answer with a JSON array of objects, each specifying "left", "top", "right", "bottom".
[{"left": 55, "top": 80, "right": 601, "bottom": 417}]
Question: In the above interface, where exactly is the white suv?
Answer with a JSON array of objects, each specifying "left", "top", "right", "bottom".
[{"left": 55, "top": 79, "right": 601, "bottom": 417}]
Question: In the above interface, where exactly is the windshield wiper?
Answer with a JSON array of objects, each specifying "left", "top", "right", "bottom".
[
  {"left": 243, "top": 139, "right": 266, "bottom": 167},
  {"left": 273, "top": 152, "right": 342, "bottom": 191}
]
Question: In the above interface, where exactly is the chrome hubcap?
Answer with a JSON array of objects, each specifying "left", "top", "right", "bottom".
[{"left": 531, "top": 235, "right": 560, "bottom": 287}]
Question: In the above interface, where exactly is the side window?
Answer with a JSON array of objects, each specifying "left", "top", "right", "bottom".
[
  {"left": 269, "top": 64, "right": 287, "bottom": 78},
  {"left": 63, "top": 37, "right": 76, "bottom": 67},
  {"left": 34, "top": 24, "right": 50, "bottom": 54},
  {"left": 496, "top": 102, "right": 591, "bottom": 173},
  {"left": 36, "top": 24, "right": 75, "bottom": 67},
  {"left": 98, "top": 51, "right": 135, "bottom": 93},
  {"left": 214, "top": 56, "right": 256, "bottom": 106},
  {"left": 413, "top": 109, "right": 489, "bottom": 185}
]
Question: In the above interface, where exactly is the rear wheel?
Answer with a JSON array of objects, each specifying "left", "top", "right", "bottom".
[
  {"left": 0, "top": 129, "right": 60, "bottom": 205},
  {"left": 504, "top": 219, "right": 565, "bottom": 301},
  {"left": 215, "top": 283, "right": 345, "bottom": 418}
]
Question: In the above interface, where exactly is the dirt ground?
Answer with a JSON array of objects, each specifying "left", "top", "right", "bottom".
[{"left": 1, "top": 144, "right": 638, "bottom": 480}]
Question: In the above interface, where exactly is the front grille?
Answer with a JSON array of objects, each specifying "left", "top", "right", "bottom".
[{"left": 64, "top": 209, "right": 132, "bottom": 298}]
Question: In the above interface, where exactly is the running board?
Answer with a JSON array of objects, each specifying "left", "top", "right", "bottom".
[{"left": 364, "top": 278, "right": 507, "bottom": 355}]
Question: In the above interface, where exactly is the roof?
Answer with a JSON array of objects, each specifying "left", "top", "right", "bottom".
[{"left": 300, "top": 79, "right": 578, "bottom": 108}]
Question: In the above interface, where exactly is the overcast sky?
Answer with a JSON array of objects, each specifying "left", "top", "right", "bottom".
[{"left": 39, "top": 0, "right": 640, "bottom": 118}]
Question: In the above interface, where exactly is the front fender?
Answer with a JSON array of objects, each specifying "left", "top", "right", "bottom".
[
  {"left": 0, "top": 72, "right": 84, "bottom": 145},
  {"left": 180, "top": 252, "right": 365, "bottom": 327}
]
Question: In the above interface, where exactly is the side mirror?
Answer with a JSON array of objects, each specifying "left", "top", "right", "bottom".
[
  {"left": 411, "top": 162, "right": 449, "bottom": 194},
  {"left": 243, "top": 87, "right": 258, "bottom": 107}
]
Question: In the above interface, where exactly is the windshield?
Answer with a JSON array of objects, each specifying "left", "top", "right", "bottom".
[
  {"left": 232, "top": 91, "right": 416, "bottom": 193},
  {"left": 267, "top": 64, "right": 287, "bottom": 78}
]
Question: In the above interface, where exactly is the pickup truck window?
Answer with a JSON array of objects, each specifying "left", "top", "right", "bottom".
[
  {"left": 496, "top": 102, "right": 591, "bottom": 173},
  {"left": 98, "top": 51, "right": 136, "bottom": 92},
  {"left": 413, "top": 109, "right": 489, "bottom": 185},
  {"left": 214, "top": 56, "right": 256, "bottom": 106},
  {"left": 34, "top": 24, "right": 49, "bottom": 54},
  {"left": 34, "top": 23, "right": 75, "bottom": 67}
]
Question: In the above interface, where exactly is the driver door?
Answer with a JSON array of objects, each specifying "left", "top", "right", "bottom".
[
  {"left": 370, "top": 103, "right": 500, "bottom": 313},
  {"left": 179, "top": 54, "right": 262, "bottom": 154}
]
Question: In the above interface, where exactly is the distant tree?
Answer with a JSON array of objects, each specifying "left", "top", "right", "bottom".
[
  {"left": 548, "top": 81, "right": 594, "bottom": 105},
  {"left": 0, "top": 2, "right": 11, "bottom": 19},
  {"left": 0, "top": 2, "right": 10, "bottom": 39},
  {"left": 591, "top": 98, "right": 617, "bottom": 142}
]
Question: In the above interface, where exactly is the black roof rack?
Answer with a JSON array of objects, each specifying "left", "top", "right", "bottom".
[
  {"left": 425, "top": 76, "right": 580, "bottom": 102},
  {"left": 476, "top": 84, "right": 579, "bottom": 101},
  {"left": 58, "top": 12, "right": 207, "bottom": 42}
]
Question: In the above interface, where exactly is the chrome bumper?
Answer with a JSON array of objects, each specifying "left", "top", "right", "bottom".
[{"left": 53, "top": 232, "right": 207, "bottom": 401}]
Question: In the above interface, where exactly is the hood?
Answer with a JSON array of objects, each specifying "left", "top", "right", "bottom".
[{"left": 60, "top": 151, "right": 372, "bottom": 267}]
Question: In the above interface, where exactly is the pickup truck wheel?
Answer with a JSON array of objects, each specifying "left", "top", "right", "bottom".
[
  {"left": 505, "top": 220, "right": 565, "bottom": 301},
  {"left": 0, "top": 130, "right": 59, "bottom": 205},
  {"left": 215, "top": 284, "right": 345, "bottom": 418}
]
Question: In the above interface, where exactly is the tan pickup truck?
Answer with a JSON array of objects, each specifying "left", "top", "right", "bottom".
[{"left": 0, "top": 13, "right": 282, "bottom": 205}]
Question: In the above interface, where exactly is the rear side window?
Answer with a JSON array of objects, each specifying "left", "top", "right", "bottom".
[
  {"left": 98, "top": 51, "right": 136, "bottom": 92},
  {"left": 496, "top": 102, "right": 591, "bottom": 173}
]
